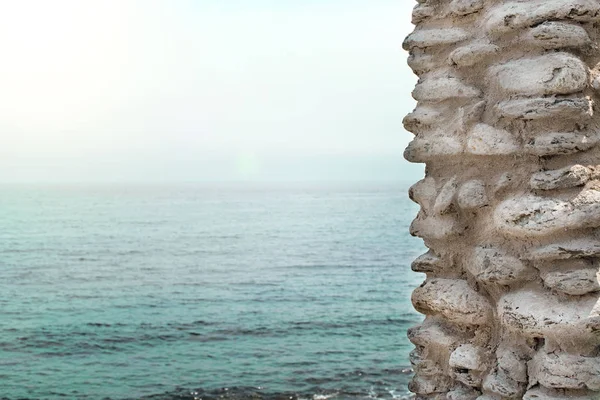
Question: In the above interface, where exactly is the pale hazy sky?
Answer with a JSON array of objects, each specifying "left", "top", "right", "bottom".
[{"left": 0, "top": 0, "right": 421, "bottom": 183}]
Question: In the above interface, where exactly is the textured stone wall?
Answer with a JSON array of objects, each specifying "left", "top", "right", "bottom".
[{"left": 403, "top": 1, "right": 600, "bottom": 399}]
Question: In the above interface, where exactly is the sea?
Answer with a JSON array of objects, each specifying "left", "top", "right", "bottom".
[{"left": 0, "top": 183, "right": 425, "bottom": 400}]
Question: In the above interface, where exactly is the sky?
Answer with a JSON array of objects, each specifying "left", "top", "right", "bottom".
[{"left": 0, "top": 0, "right": 421, "bottom": 183}]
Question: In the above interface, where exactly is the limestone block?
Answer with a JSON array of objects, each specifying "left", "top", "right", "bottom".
[
  {"left": 541, "top": 268, "right": 600, "bottom": 295},
  {"left": 485, "top": 0, "right": 600, "bottom": 34},
  {"left": 407, "top": 319, "right": 461, "bottom": 350},
  {"left": 411, "top": 250, "right": 444, "bottom": 273},
  {"left": 403, "top": 28, "right": 470, "bottom": 50},
  {"left": 498, "top": 289, "right": 599, "bottom": 337},
  {"left": 408, "top": 53, "right": 438, "bottom": 75},
  {"left": 449, "top": 344, "right": 488, "bottom": 371},
  {"left": 409, "top": 177, "right": 437, "bottom": 210},
  {"left": 528, "top": 239, "right": 600, "bottom": 260},
  {"left": 495, "top": 97, "right": 592, "bottom": 120},
  {"left": 410, "top": 213, "right": 460, "bottom": 240},
  {"left": 469, "top": 247, "right": 535, "bottom": 285},
  {"left": 412, "top": 4, "right": 435, "bottom": 24},
  {"left": 528, "top": 352, "right": 600, "bottom": 390},
  {"left": 412, "top": 278, "right": 493, "bottom": 325},
  {"left": 530, "top": 165, "right": 591, "bottom": 190},
  {"left": 466, "top": 124, "right": 519, "bottom": 155},
  {"left": 413, "top": 77, "right": 481, "bottom": 102},
  {"left": 488, "top": 53, "right": 588, "bottom": 96},
  {"left": 449, "top": 42, "right": 499, "bottom": 67},
  {"left": 525, "top": 22, "right": 591, "bottom": 49},
  {"left": 482, "top": 368, "right": 525, "bottom": 398},
  {"left": 450, "top": 0, "right": 484, "bottom": 16},
  {"left": 403, "top": 106, "right": 442, "bottom": 135},
  {"left": 405, "top": 135, "right": 464, "bottom": 163},
  {"left": 494, "top": 190, "right": 600, "bottom": 237},
  {"left": 433, "top": 176, "right": 459, "bottom": 215},
  {"left": 523, "top": 387, "right": 594, "bottom": 400},
  {"left": 457, "top": 180, "right": 488, "bottom": 209},
  {"left": 525, "top": 132, "right": 597, "bottom": 156}
]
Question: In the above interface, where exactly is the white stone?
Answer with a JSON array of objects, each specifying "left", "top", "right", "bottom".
[
  {"left": 496, "top": 97, "right": 592, "bottom": 120},
  {"left": 413, "top": 77, "right": 481, "bottom": 102},
  {"left": 449, "top": 344, "right": 488, "bottom": 371},
  {"left": 530, "top": 165, "right": 591, "bottom": 190},
  {"left": 494, "top": 191, "right": 600, "bottom": 237},
  {"left": 450, "top": 0, "right": 484, "bottom": 16},
  {"left": 528, "top": 239, "right": 600, "bottom": 260},
  {"left": 403, "top": 28, "right": 470, "bottom": 50},
  {"left": 403, "top": 106, "right": 442, "bottom": 135},
  {"left": 457, "top": 180, "right": 488, "bottom": 209},
  {"left": 485, "top": 0, "right": 600, "bottom": 34},
  {"left": 488, "top": 53, "right": 588, "bottom": 96},
  {"left": 541, "top": 268, "right": 600, "bottom": 296},
  {"left": 525, "top": 132, "right": 597, "bottom": 156},
  {"left": 450, "top": 42, "right": 499, "bottom": 67},
  {"left": 529, "top": 352, "right": 600, "bottom": 390},
  {"left": 497, "top": 289, "right": 599, "bottom": 338},
  {"left": 433, "top": 176, "right": 459, "bottom": 215},
  {"left": 469, "top": 247, "right": 535, "bottom": 285},
  {"left": 412, "top": 278, "right": 493, "bottom": 325},
  {"left": 466, "top": 124, "right": 519, "bottom": 155},
  {"left": 525, "top": 22, "right": 591, "bottom": 49},
  {"left": 404, "top": 134, "right": 464, "bottom": 163},
  {"left": 409, "top": 177, "right": 436, "bottom": 210},
  {"left": 411, "top": 250, "right": 444, "bottom": 273}
]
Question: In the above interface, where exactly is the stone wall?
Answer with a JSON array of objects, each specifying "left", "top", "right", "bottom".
[{"left": 404, "top": 0, "right": 600, "bottom": 398}]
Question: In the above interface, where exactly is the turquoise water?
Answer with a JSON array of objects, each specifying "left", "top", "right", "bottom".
[{"left": 0, "top": 183, "right": 424, "bottom": 400}]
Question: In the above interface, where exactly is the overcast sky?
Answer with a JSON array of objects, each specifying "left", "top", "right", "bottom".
[{"left": 0, "top": 0, "right": 421, "bottom": 183}]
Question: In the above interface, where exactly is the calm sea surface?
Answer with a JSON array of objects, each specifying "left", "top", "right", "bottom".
[{"left": 0, "top": 183, "right": 425, "bottom": 400}]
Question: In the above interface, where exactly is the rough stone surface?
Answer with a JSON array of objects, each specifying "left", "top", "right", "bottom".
[{"left": 404, "top": 0, "right": 600, "bottom": 396}]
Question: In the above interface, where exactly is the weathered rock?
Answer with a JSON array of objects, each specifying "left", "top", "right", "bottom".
[
  {"left": 450, "top": 344, "right": 488, "bottom": 371},
  {"left": 403, "top": 28, "right": 470, "bottom": 50},
  {"left": 411, "top": 250, "right": 444, "bottom": 273},
  {"left": 457, "top": 180, "right": 488, "bottom": 209},
  {"left": 447, "top": 386, "right": 481, "bottom": 400},
  {"left": 498, "top": 289, "right": 599, "bottom": 337},
  {"left": 525, "top": 22, "right": 591, "bottom": 49},
  {"left": 469, "top": 247, "right": 535, "bottom": 285},
  {"left": 529, "top": 352, "right": 600, "bottom": 390},
  {"left": 406, "top": 1, "right": 600, "bottom": 397},
  {"left": 409, "top": 177, "right": 437, "bottom": 210},
  {"left": 450, "top": 0, "right": 484, "bottom": 16},
  {"left": 525, "top": 132, "right": 597, "bottom": 156},
  {"left": 412, "top": 278, "right": 493, "bottom": 325},
  {"left": 482, "top": 368, "right": 525, "bottom": 398},
  {"left": 413, "top": 77, "right": 481, "bottom": 102},
  {"left": 433, "top": 177, "right": 459, "bottom": 215},
  {"left": 405, "top": 134, "right": 464, "bottom": 163},
  {"left": 496, "top": 341, "right": 531, "bottom": 383},
  {"left": 495, "top": 97, "right": 592, "bottom": 120},
  {"left": 485, "top": 0, "right": 600, "bottom": 34},
  {"left": 412, "top": 4, "right": 435, "bottom": 24},
  {"left": 407, "top": 319, "right": 461, "bottom": 350},
  {"left": 403, "top": 106, "right": 442, "bottom": 135},
  {"left": 408, "top": 53, "right": 438, "bottom": 75},
  {"left": 410, "top": 213, "right": 460, "bottom": 240},
  {"left": 528, "top": 239, "right": 600, "bottom": 260},
  {"left": 450, "top": 42, "right": 499, "bottom": 67},
  {"left": 523, "top": 387, "right": 594, "bottom": 400},
  {"left": 530, "top": 165, "right": 591, "bottom": 190},
  {"left": 466, "top": 124, "right": 519, "bottom": 155},
  {"left": 488, "top": 53, "right": 588, "bottom": 96},
  {"left": 494, "top": 190, "right": 600, "bottom": 237},
  {"left": 541, "top": 268, "right": 600, "bottom": 295}
]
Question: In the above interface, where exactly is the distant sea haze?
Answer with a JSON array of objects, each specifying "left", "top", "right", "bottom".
[{"left": 0, "top": 183, "right": 424, "bottom": 399}]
